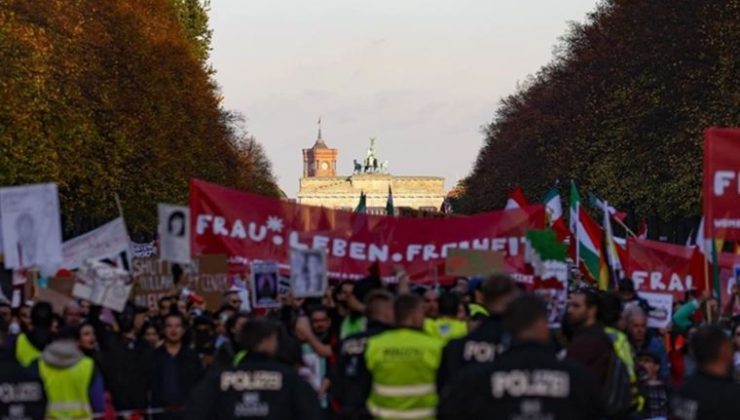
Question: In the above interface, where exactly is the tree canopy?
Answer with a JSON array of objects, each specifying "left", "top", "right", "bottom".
[
  {"left": 0, "top": 0, "right": 278, "bottom": 239},
  {"left": 458, "top": 0, "right": 740, "bottom": 238}
]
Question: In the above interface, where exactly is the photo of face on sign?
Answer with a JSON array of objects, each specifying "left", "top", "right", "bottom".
[
  {"left": 251, "top": 261, "right": 279, "bottom": 308},
  {"left": 290, "top": 249, "right": 327, "bottom": 298}
]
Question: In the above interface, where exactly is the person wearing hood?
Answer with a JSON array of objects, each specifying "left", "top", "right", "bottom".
[
  {"left": 31, "top": 325, "right": 105, "bottom": 419},
  {"left": 15, "top": 302, "right": 55, "bottom": 367},
  {"left": 0, "top": 315, "right": 47, "bottom": 419}
]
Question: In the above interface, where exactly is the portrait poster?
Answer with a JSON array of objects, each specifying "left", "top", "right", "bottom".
[
  {"left": 158, "top": 204, "right": 190, "bottom": 264},
  {"left": 251, "top": 261, "right": 280, "bottom": 308},
  {"left": 290, "top": 248, "right": 327, "bottom": 298},
  {"left": 0, "top": 183, "right": 63, "bottom": 269},
  {"left": 638, "top": 292, "right": 673, "bottom": 329}
]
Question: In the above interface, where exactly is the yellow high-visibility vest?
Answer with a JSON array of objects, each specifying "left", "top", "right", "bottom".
[{"left": 38, "top": 357, "right": 95, "bottom": 420}]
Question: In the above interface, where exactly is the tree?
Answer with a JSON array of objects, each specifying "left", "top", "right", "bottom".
[
  {"left": 458, "top": 0, "right": 740, "bottom": 240},
  {"left": 0, "top": 0, "right": 278, "bottom": 239},
  {"left": 171, "top": 0, "right": 213, "bottom": 64}
]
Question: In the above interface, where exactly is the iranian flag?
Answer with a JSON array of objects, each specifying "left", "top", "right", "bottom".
[
  {"left": 505, "top": 186, "right": 528, "bottom": 210},
  {"left": 570, "top": 182, "right": 604, "bottom": 282},
  {"left": 542, "top": 187, "right": 569, "bottom": 240}
]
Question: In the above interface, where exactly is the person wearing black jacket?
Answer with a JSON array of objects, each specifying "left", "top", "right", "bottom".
[
  {"left": 438, "top": 295, "right": 602, "bottom": 420},
  {"left": 437, "top": 274, "right": 517, "bottom": 392},
  {"left": 185, "top": 318, "right": 323, "bottom": 420},
  {"left": 670, "top": 326, "right": 740, "bottom": 419},
  {"left": 334, "top": 290, "right": 395, "bottom": 420},
  {"left": 150, "top": 312, "right": 204, "bottom": 419},
  {"left": 0, "top": 316, "right": 46, "bottom": 419}
]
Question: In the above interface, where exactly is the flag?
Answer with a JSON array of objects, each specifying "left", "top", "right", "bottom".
[
  {"left": 637, "top": 218, "right": 648, "bottom": 239},
  {"left": 542, "top": 187, "right": 563, "bottom": 223},
  {"left": 695, "top": 217, "right": 723, "bottom": 297},
  {"left": 525, "top": 229, "right": 568, "bottom": 283},
  {"left": 505, "top": 186, "right": 527, "bottom": 210},
  {"left": 588, "top": 193, "right": 627, "bottom": 222},
  {"left": 602, "top": 199, "right": 622, "bottom": 290},
  {"left": 355, "top": 191, "right": 367, "bottom": 214},
  {"left": 570, "top": 182, "right": 603, "bottom": 283},
  {"left": 385, "top": 186, "right": 394, "bottom": 216},
  {"left": 542, "top": 187, "right": 569, "bottom": 240}
]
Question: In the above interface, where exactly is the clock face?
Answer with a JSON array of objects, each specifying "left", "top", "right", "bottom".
[{"left": 320, "top": 161, "right": 329, "bottom": 170}]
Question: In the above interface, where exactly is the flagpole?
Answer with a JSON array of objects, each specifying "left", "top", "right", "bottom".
[{"left": 613, "top": 218, "right": 637, "bottom": 238}]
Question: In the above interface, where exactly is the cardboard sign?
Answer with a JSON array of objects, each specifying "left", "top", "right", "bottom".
[
  {"left": 72, "top": 260, "right": 132, "bottom": 312},
  {"left": 445, "top": 249, "right": 505, "bottom": 277},
  {"left": 638, "top": 292, "right": 673, "bottom": 329},
  {"left": 38, "top": 277, "right": 76, "bottom": 313},
  {"left": 0, "top": 183, "right": 63, "bottom": 269},
  {"left": 131, "top": 256, "right": 230, "bottom": 311}
]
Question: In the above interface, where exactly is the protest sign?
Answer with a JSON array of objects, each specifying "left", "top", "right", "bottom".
[
  {"left": 190, "top": 179, "right": 545, "bottom": 280},
  {"left": 718, "top": 253, "right": 740, "bottom": 309},
  {"left": 158, "top": 204, "right": 190, "bottom": 264},
  {"left": 72, "top": 260, "right": 132, "bottom": 312},
  {"left": 251, "top": 261, "right": 280, "bottom": 308},
  {"left": 38, "top": 277, "right": 76, "bottom": 313},
  {"left": 291, "top": 249, "right": 327, "bottom": 298},
  {"left": 131, "top": 241, "right": 156, "bottom": 258},
  {"left": 532, "top": 288, "right": 566, "bottom": 328},
  {"left": 638, "top": 292, "right": 673, "bottom": 329},
  {"left": 62, "top": 217, "right": 130, "bottom": 271},
  {"left": 0, "top": 183, "right": 63, "bottom": 269},
  {"left": 625, "top": 238, "right": 706, "bottom": 301},
  {"left": 445, "top": 249, "right": 505, "bottom": 277},
  {"left": 704, "top": 128, "right": 740, "bottom": 240},
  {"left": 132, "top": 256, "right": 231, "bottom": 311}
]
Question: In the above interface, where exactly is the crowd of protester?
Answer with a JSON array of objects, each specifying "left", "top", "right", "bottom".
[{"left": 2, "top": 270, "right": 740, "bottom": 419}]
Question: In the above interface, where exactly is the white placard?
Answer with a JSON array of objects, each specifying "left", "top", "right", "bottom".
[
  {"left": 158, "top": 204, "right": 190, "bottom": 264},
  {"left": 251, "top": 261, "right": 280, "bottom": 308},
  {"left": 290, "top": 248, "right": 327, "bottom": 298},
  {"left": 638, "top": 292, "right": 673, "bottom": 329},
  {"left": 0, "top": 183, "right": 63, "bottom": 269},
  {"left": 62, "top": 217, "right": 130, "bottom": 271},
  {"left": 72, "top": 259, "right": 132, "bottom": 312}
]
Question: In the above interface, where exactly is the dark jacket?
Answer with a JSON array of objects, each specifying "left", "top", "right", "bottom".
[
  {"left": 566, "top": 323, "right": 613, "bottom": 391},
  {"left": 670, "top": 371, "right": 740, "bottom": 420},
  {"left": 334, "top": 321, "right": 391, "bottom": 420},
  {"left": 438, "top": 342, "right": 602, "bottom": 420},
  {"left": 184, "top": 352, "right": 323, "bottom": 420},
  {"left": 150, "top": 344, "right": 204, "bottom": 417},
  {"left": 100, "top": 334, "right": 153, "bottom": 412},
  {"left": 437, "top": 314, "right": 508, "bottom": 392},
  {"left": 0, "top": 348, "right": 46, "bottom": 419}
]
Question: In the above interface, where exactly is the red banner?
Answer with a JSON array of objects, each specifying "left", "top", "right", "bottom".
[
  {"left": 190, "top": 180, "right": 545, "bottom": 281},
  {"left": 704, "top": 128, "right": 740, "bottom": 240},
  {"left": 625, "top": 238, "right": 706, "bottom": 301}
]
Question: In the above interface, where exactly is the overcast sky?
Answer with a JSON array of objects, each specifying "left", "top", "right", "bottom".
[{"left": 209, "top": 0, "right": 599, "bottom": 197}]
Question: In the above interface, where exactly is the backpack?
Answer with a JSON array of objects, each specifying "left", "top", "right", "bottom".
[{"left": 601, "top": 345, "right": 632, "bottom": 418}]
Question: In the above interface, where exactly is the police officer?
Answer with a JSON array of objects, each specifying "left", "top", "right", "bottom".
[
  {"left": 670, "top": 326, "right": 740, "bottom": 419},
  {"left": 185, "top": 318, "right": 323, "bottom": 420},
  {"left": 0, "top": 316, "right": 46, "bottom": 420},
  {"left": 335, "top": 290, "right": 395, "bottom": 419},
  {"left": 436, "top": 274, "right": 517, "bottom": 391},
  {"left": 365, "top": 294, "right": 443, "bottom": 420},
  {"left": 439, "top": 295, "right": 602, "bottom": 420}
]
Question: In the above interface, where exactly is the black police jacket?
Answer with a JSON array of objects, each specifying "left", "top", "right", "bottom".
[
  {"left": 334, "top": 321, "right": 391, "bottom": 420},
  {"left": 0, "top": 348, "right": 46, "bottom": 420},
  {"left": 184, "top": 352, "right": 323, "bottom": 420},
  {"left": 438, "top": 341, "right": 602, "bottom": 420},
  {"left": 436, "top": 314, "right": 508, "bottom": 392},
  {"left": 670, "top": 371, "right": 740, "bottom": 420}
]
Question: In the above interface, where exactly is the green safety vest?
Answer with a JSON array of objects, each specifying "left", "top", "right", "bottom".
[
  {"left": 38, "top": 356, "right": 95, "bottom": 420},
  {"left": 15, "top": 333, "right": 41, "bottom": 367},
  {"left": 605, "top": 326, "right": 644, "bottom": 412},
  {"left": 340, "top": 315, "right": 366, "bottom": 339},
  {"left": 365, "top": 328, "right": 443, "bottom": 420},
  {"left": 423, "top": 318, "right": 468, "bottom": 343},
  {"left": 468, "top": 303, "right": 489, "bottom": 318}
]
